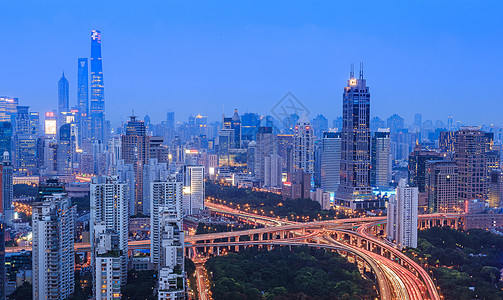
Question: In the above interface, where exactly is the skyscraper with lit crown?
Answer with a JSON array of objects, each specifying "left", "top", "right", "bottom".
[
  {"left": 292, "top": 115, "right": 315, "bottom": 178},
  {"left": 337, "top": 65, "right": 379, "bottom": 209},
  {"left": 90, "top": 30, "right": 105, "bottom": 142}
]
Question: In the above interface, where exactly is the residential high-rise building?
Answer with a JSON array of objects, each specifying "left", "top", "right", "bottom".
[
  {"left": 292, "top": 115, "right": 315, "bottom": 180},
  {"left": 90, "top": 29, "right": 105, "bottom": 142},
  {"left": 181, "top": 165, "right": 205, "bottom": 215},
  {"left": 157, "top": 205, "right": 185, "bottom": 300},
  {"left": 90, "top": 176, "right": 129, "bottom": 286},
  {"left": 0, "top": 152, "right": 13, "bottom": 221},
  {"left": 121, "top": 116, "right": 150, "bottom": 215},
  {"left": 32, "top": 193, "right": 75, "bottom": 300},
  {"left": 93, "top": 227, "right": 122, "bottom": 300},
  {"left": 142, "top": 159, "right": 169, "bottom": 215},
  {"left": 455, "top": 127, "right": 490, "bottom": 202},
  {"left": 337, "top": 66, "right": 377, "bottom": 209},
  {"left": 150, "top": 177, "right": 182, "bottom": 265},
  {"left": 426, "top": 160, "right": 459, "bottom": 213},
  {"left": 277, "top": 134, "right": 293, "bottom": 174},
  {"left": 264, "top": 154, "right": 283, "bottom": 189},
  {"left": 321, "top": 131, "right": 341, "bottom": 193},
  {"left": 387, "top": 179, "right": 418, "bottom": 250},
  {"left": 77, "top": 58, "right": 89, "bottom": 141},
  {"left": 371, "top": 129, "right": 391, "bottom": 188},
  {"left": 58, "top": 72, "right": 69, "bottom": 126}
]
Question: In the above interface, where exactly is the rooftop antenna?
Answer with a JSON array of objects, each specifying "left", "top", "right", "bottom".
[
  {"left": 350, "top": 63, "right": 355, "bottom": 79},
  {"left": 359, "top": 62, "right": 364, "bottom": 79}
]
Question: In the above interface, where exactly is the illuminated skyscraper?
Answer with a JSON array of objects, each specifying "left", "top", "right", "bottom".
[
  {"left": 77, "top": 58, "right": 89, "bottom": 141},
  {"left": 90, "top": 30, "right": 105, "bottom": 142},
  {"left": 58, "top": 72, "right": 69, "bottom": 126},
  {"left": 320, "top": 131, "right": 341, "bottom": 193},
  {"left": 337, "top": 65, "right": 377, "bottom": 209},
  {"left": 371, "top": 129, "right": 391, "bottom": 188}
]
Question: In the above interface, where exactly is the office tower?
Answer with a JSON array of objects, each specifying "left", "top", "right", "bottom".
[
  {"left": 58, "top": 72, "right": 69, "bottom": 126},
  {"left": 333, "top": 116, "right": 343, "bottom": 131},
  {"left": 241, "top": 112, "right": 260, "bottom": 141},
  {"left": 32, "top": 193, "right": 75, "bottom": 300},
  {"left": 181, "top": 165, "right": 205, "bottom": 215},
  {"left": 408, "top": 144, "right": 443, "bottom": 193},
  {"left": 489, "top": 169, "right": 503, "bottom": 208},
  {"left": 337, "top": 66, "right": 375, "bottom": 209},
  {"left": 93, "top": 227, "right": 122, "bottom": 300},
  {"left": 90, "top": 30, "right": 105, "bottom": 142},
  {"left": 370, "top": 116, "right": 385, "bottom": 133},
  {"left": 0, "top": 122, "right": 12, "bottom": 156},
  {"left": 29, "top": 112, "right": 40, "bottom": 135},
  {"left": 264, "top": 154, "right": 283, "bottom": 188},
  {"left": 246, "top": 141, "right": 256, "bottom": 174},
  {"left": 439, "top": 131, "right": 456, "bottom": 154},
  {"left": 426, "top": 160, "right": 459, "bottom": 213},
  {"left": 0, "top": 222, "right": 4, "bottom": 300},
  {"left": 371, "top": 129, "right": 391, "bottom": 188},
  {"left": 277, "top": 134, "right": 293, "bottom": 173},
  {"left": 150, "top": 136, "right": 168, "bottom": 163},
  {"left": 387, "top": 179, "right": 418, "bottom": 250},
  {"left": 455, "top": 127, "right": 490, "bottom": 202},
  {"left": 222, "top": 109, "right": 241, "bottom": 149},
  {"left": 90, "top": 176, "right": 129, "bottom": 293},
  {"left": 150, "top": 177, "right": 183, "bottom": 265},
  {"left": 77, "top": 58, "right": 89, "bottom": 141},
  {"left": 311, "top": 114, "right": 328, "bottom": 139},
  {"left": 0, "top": 97, "right": 18, "bottom": 123},
  {"left": 321, "top": 131, "right": 341, "bottom": 193},
  {"left": 0, "top": 152, "right": 13, "bottom": 221},
  {"left": 447, "top": 116, "right": 454, "bottom": 130},
  {"left": 157, "top": 205, "right": 185, "bottom": 300},
  {"left": 292, "top": 115, "right": 315, "bottom": 177},
  {"left": 15, "top": 106, "right": 30, "bottom": 134},
  {"left": 255, "top": 127, "right": 276, "bottom": 185},
  {"left": 166, "top": 111, "right": 175, "bottom": 131},
  {"left": 121, "top": 116, "right": 150, "bottom": 215},
  {"left": 57, "top": 123, "right": 73, "bottom": 175},
  {"left": 387, "top": 114, "right": 404, "bottom": 133},
  {"left": 143, "top": 159, "right": 169, "bottom": 215},
  {"left": 414, "top": 113, "right": 422, "bottom": 128}
]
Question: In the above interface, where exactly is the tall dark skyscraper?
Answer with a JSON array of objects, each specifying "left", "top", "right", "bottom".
[
  {"left": 58, "top": 72, "right": 69, "bottom": 126},
  {"left": 77, "top": 58, "right": 89, "bottom": 141},
  {"left": 90, "top": 30, "right": 105, "bottom": 142},
  {"left": 337, "top": 65, "right": 378, "bottom": 209}
]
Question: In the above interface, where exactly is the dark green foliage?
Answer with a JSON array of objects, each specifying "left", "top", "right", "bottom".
[
  {"left": 408, "top": 227, "right": 503, "bottom": 300},
  {"left": 121, "top": 270, "right": 157, "bottom": 300},
  {"left": 206, "top": 181, "right": 347, "bottom": 221},
  {"left": 205, "top": 246, "right": 376, "bottom": 300},
  {"left": 71, "top": 195, "right": 90, "bottom": 213},
  {"left": 13, "top": 184, "right": 38, "bottom": 198},
  {"left": 9, "top": 282, "right": 32, "bottom": 300},
  {"left": 185, "top": 257, "right": 196, "bottom": 277}
]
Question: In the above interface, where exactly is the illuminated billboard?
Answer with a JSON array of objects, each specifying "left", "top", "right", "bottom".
[{"left": 45, "top": 119, "right": 57, "bottom": 135}]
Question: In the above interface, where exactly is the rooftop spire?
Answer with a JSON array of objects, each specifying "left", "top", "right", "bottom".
[
  {"left": 350, "top": 63, "right": 355, "bottom": 79},
  {"left": 359, "top": 62, "right": 364, "bottom": 79}
]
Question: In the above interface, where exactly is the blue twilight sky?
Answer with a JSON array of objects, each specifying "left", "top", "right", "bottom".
[{"left": 1, "top": 1, "right": 502, "bottom": 127}]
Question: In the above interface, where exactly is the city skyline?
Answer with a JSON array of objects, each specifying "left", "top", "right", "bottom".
[{"left": 1, "top": 1, "right": 503, "bottom": 125}]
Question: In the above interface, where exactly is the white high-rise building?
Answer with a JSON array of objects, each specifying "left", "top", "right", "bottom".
[
  {"left": 150, "top": 177, "right": 183, "bottom": 265},
  {"left": 143, "top": 158, "right": 169, "bottom": 215},
  {"left": 293, "top": 115, "right": 315, "bottom": 177},
  {"left": 387, "top": 179, "right": 418, "bottom": 249},
  {"left": 93, "top": 225, "right": 122, "bottom": 300},
  {"left": 320, "top": 131, "right": 341, "bottom": 193},
  {"left": 90, "top": 176, "right": 129, "bottom": 288},
  {"left": 114, "top": 160, "right": 135, "bottom": 216},
  {"left": 264, "top": 154, "right": 283, "bottom": 188},
  {"left": 32, "top": 194, "right": 75, "bottom": 300},
  {"left": 157, "top": 205, "right": 185, "bottom": 300},
  {"left": 181, "top": 165, "right": 205, "bottom": 216}
]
